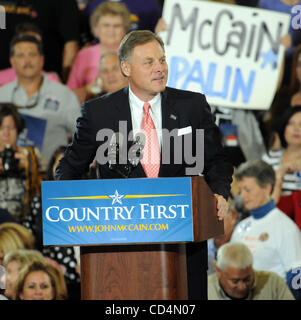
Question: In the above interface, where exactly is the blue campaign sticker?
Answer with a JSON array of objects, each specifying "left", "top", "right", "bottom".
[
  {"left": 42, "top": 177, "right": 194, "bottom": 246},
  {"left": 44, "top": 98, "right": 60, "bottom": 111}
]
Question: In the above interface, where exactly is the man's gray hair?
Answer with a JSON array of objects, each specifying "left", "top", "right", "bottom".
[
  {"left": 98, "top": 51, "right": 118, "bottom": 71},
  {"left": 118, "top": 30, "right": 165, "bottom": 66},
  {"left": 235, "top": 159, "right": 275, "bottom": 191},
  {"left": 216, "top": 242, "right": 253, "bottom": 272}
]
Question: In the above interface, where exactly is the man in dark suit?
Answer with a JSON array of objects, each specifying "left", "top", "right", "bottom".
[{"left": 55, "top": 30, "right": 233, "bottom": 299}]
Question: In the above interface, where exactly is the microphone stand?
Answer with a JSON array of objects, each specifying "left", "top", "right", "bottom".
[{"left": 108, "top": 135, "right": 144, "bottom": 178}]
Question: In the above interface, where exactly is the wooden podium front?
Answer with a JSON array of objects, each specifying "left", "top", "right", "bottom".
[{"left": 80, "top": 177, "right": 224, "bottom": 300}]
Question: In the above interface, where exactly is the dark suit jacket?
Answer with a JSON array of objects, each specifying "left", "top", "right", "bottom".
[
  {"left": 55, "top": 86, "right": 233, "bottom": 299},
  {"left": 55, "top": 86, "right": 233, "bottom": 199}
]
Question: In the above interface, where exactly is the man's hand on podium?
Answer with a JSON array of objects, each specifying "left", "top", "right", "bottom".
[{"left": 214, "top": 194, "right": 229, "bottom": 221}]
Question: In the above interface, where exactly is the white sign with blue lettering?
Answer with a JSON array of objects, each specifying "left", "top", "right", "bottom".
[{"left": 161, "top": 0, "right": 290, "bottom": 109}]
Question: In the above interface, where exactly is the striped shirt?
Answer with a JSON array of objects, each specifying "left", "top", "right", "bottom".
[{"left": 262, "top": 150, "right": 301, "bottom": 194}]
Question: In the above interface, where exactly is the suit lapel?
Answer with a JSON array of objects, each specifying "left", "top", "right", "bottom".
[
  {"left": 159, "top": 88, "right": 180, "bottom": 177},
  {"left": 161, "top": 88, "right": 179, "bottom": 133},
  {"left": 115, "top": 86, "right": 133, "bottom": 134}
]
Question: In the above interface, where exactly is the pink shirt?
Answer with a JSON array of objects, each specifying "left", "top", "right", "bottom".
[
  {"left": 67, "top": 44, "right": 101, "bottom": 89},
  {"left": 0, "top": 68, "right": 60, "bottom": 86}
]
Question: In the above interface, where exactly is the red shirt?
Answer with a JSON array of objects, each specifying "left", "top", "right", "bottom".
[{"left": 277, "top": 191, "right": 301, "bottom": 231}]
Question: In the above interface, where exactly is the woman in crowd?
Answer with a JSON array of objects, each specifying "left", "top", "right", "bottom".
[
  {"left": 262, "top": 106, "right": 301, "bottom": 201},
  {"left": 263, "top": 106, "right": 301, "bottom": 230},
  {"left": 67, "top": 1, "right": 131, "bottom": 103},
  {"left": 0, "top": 223, "right": 35, "bottom": 265},
  {"left": 2, "top": 249, "right": 45, "bottom": 299},
  {"left": 231, "top": 159, "right": 301, "bottom": 299},
  {"left": 14, "top": 261, "right": 67, "bottom": 300},
  {"left": 0, "top": 103, "right": 42, "bottom": 223}
]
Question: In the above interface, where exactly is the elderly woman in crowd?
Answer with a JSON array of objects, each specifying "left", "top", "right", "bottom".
[
  {"left": 67, "top": 1, "right": 131, "bottom": 102},
  {"left": 230, "top": 159, "right": 301, "bottom": 299},
  {"left": 0, "top": 103, "right": 41, "bottom": 223}
]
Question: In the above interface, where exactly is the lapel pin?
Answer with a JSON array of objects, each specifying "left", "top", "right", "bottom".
[{"left": 170, "top": 114, "right": 177, "bottom": 120}]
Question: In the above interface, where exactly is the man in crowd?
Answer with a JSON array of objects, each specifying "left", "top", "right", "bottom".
[
  {"left": 0, "top": 0, "right": 80, "bottom": 82},
  {"left": 0, "top": 35, "right": 80, "bottom": 165},
  {"left": 86, "top": 51, "right": 129, "bottom": 99},
  {"left": 209, "top": 242, "right": 295, "bottom": 300}
]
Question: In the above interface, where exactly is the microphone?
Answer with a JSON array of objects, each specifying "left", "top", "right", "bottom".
[
  {"left": 107, "top": 132, "right": 132, "bottom": 178},
  {"left": 108, "top": 132, "right": 123, "bottom": 170},
  {"left": 128, "top": 132, "right": 145, "bottom": 167},
  {"left": 107, "top": 132, "right": 145, "bottom": 178}
]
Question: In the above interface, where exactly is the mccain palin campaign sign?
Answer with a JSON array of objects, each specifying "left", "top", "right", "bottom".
[
  {"left": 42, "top": 177, "right": 194, "bottom": 246},
  {"left": 160, "top": 0, "right": 290, "bottom": 110}
]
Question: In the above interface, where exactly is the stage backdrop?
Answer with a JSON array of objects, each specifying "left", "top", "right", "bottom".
[{"left": 160, "top": 0, "right": 290, "bottom": 110}]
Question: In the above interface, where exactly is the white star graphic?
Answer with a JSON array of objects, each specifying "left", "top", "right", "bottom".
[{"left": 109, "top": 190, "right": 124, "bottom": 205}]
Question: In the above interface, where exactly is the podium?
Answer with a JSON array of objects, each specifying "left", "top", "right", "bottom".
[
  {"left": 42, "top": 176, "right": 224, "bottom": 300},
  {"left": 79, "top": 176, "right": 223, "bottom": 300}
]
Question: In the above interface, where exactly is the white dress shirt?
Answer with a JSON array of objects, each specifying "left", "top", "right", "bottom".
[{"left": 128, "top": 86, "right": 162, "bottom": 148}]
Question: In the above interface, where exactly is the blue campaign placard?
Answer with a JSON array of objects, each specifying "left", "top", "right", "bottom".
[
  {"left": 17, "top": 114, "right": 47, "bottom": 150},
  {"left": 42, "top": 177, "right": 194, "bottom": 246}
]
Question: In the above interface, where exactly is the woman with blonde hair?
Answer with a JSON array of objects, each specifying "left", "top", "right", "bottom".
[
  {"left": 2, "top": 249, "right": 44, "bottom": 299},
  {"left": 14, "top": 261, "right": 67, "bottom": 300},
  {"left": 0, "top": 223, "right": 35, "bottom": 265},
  {"left": 46, "top": 263, "right": 68, "bottom": 300}
]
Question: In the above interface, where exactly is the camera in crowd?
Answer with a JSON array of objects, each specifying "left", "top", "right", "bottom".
[{"left": 0, "top": 145, "right": 19, "bottom": 176}]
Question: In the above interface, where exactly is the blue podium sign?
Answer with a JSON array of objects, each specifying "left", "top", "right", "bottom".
[{"left": 42, "top": 177, "right": 194, "bottom": 246}]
